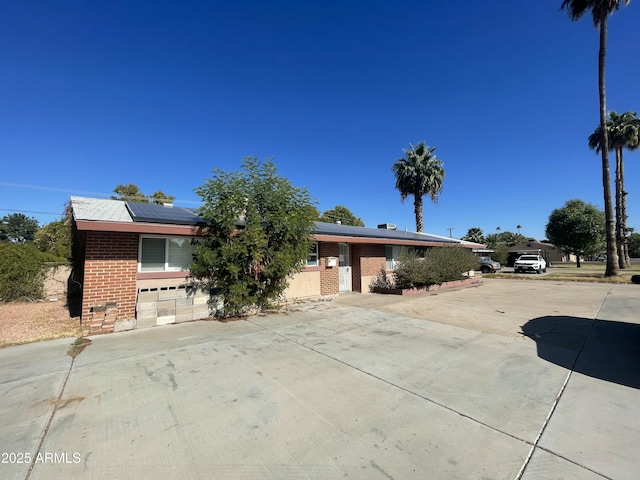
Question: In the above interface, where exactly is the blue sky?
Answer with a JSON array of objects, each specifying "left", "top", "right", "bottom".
[{"left": 1, "top": 1, "right": 639, "bottom": 241}]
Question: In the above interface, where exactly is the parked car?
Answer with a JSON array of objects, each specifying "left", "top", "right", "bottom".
[
  {"left": 514, "top": 255, "right": 547, "bottom": 274},
  {"left": 477, "top": 257, "right": 501, "bottom": 274}
]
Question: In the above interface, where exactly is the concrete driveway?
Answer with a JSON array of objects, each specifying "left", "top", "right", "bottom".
[{"left": 1, "top": 279, "right": 639, "bottom": 479}]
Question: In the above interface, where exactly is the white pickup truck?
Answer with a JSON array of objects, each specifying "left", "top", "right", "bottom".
[{"left": 514, "top": 255, "right": 547, "bottom": 274}]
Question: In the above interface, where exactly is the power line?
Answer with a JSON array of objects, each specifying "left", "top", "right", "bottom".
[
  {"left": 0, "top": 208, "right": 62, "bottom": 216},
  {"left": 0, "top": 181, "right": 202, "bottom": 205}
]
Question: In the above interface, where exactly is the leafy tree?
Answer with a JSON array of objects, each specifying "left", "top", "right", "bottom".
[
  {"left": 319, "top": 205, "right": 365, "bottom": 226},
  {"left": 0, "top": 213, "right": 39, "bottom": 243},
  {"left": 191, "top": 158, "right": 317, "bottom": 316},
  {"left": 392, "top": 141, "right": 445, "bottom": 232},
  {"left": 628, "top": 232, "right": 640, "bottom": 258},
  {"left": 111, "top": 184, "right": 149, "bottom": 203},
  {"left": 545, "top": 199, "right": 606, "bottom": 268},
  {"left": 150, "top": 190, "right": 176, "bottom": 205},
  {"left": 34, "top": 219, "right": 72, "bottom": 259},
  {"left": 589, "top": 111, "right": 639, "bottom": 268},
  {"left": 111, "top": 184, "right": 176, "bottom": 205},
  {"left": 461, "top": 227, "right": 485, "bottom": 244},
  {"left": 560, "top": 0, "right": 631, "bottom": 276}
]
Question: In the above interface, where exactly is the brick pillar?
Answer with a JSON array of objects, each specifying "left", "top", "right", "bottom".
[
  {"left": 319, "top": 242, "right": 339, "bottom": 295},
  {"left": 81, "top": 231, "right": 138, "bottom": 335}
]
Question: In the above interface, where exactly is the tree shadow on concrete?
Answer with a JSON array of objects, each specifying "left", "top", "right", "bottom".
[{"left": 521, "top": 316, "right": 640, "bottom": 389}]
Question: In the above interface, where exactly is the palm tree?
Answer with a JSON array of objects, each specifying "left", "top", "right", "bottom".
[
  {"left": 589, "top": 111, "right": 640, "bottom": 268},
  {"left": 484, "top": 233, "right": 502, "bottom": 249},
  {"left": 516, "top": 224, "right": 522, "bottom": 234},
  {"left": 560, "top": 0, "right": 631, "bottom": 277},
  {"left": 392, "top": 142, "right": 445, "bottom": 232},
  {"left": 462, "top": 227, "right": 485, "bottom": 244}
]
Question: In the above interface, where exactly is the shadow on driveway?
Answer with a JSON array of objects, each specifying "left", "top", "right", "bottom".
[{"left": 521, "top": 315, "right": 640, "bottom": 389}]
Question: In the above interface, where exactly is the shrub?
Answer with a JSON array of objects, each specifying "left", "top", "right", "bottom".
[
  {"left": 369, "top": 266, "right": 394, "bottom": 291},
  {"left": 424, "top": 246, "right": 477, "bottom": 284},
  {"left": 393, "top": 249, "right": 431, "bottom": 289},
  {"left": 393, "top": 246, "right": 476, "bottom": 288},
  {"left": 0, "top": 243, "right": 64, "bottom": 302},
  {"left": 490, "top": 244, "right": 509, "bottom": 265}
]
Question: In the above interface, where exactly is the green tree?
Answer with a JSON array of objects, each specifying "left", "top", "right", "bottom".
[
  {"left": 0, "top": 213, "right": 39, "bottom": 243},
  {"left": 545, "top": 199, "right": 606, "bottom": 268},
  {"left": 628, "top": 232, "right": 640, "bottom": 257},
  {"left": 500, "top": 231, "right": 527, "bottom": 247},
  {"left": 34, "top": 219, "right": 72, "bottom": 259},
  {"left": 461, "top": 227, "right": 485, "bottom": 244},
  {"left": 392, "top": 142, "right": 445, "bottom": 232},
  {"left": 150, "top": 190, "right": 176, "bottom": 205},
  {"left": 191, "top": 158, "right": 317, "bottom": 316},
  {"left": 484, "top": 233, "right": 503, "bottom": 248},
  {"left": 111, "top": 184, "right": 149, "bottom": 203},
  {"left": 589, "top": 111, "right": 639, "bottom": 268},
  {"left": 560, "top": 0, "right": 631, "bottom": 276},
  {"left": 319, "top": 205, "right": 365, "bottom": 226}
]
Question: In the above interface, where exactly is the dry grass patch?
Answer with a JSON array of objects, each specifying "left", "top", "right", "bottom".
[{"left": 0, "top": 300, "right": 81, "bottom": 348}]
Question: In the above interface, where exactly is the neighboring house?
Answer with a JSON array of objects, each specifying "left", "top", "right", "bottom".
[
  {"left": 507, "top": 241, "right": 575, "bottom": 266},
  {"left": 70, "top": 196, "right": 482, "bottom": 335}
]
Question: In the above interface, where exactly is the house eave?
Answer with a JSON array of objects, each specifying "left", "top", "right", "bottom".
[{"left": 74, "top": 219, "right": 203, "bottom": 236}]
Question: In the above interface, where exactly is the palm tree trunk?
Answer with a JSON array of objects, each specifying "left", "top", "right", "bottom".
[
  {"left": 598, "top": 18, "right": 619, "bottom": 277},
  {"left": 620, "top": 152, "right": 631, "bottom": 267},
  {"left": 413, "top": 194, "right": 424, "bottom": 233},
  {"left": 615, "top": 148, "right": 626, "bottom": 269}
]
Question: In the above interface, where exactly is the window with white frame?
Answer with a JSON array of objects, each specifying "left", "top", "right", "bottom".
[
  {"left": 385, "top": 245, "right": 403, "bottom": 270},
  {"left": 139, "top": 236, "right": 194, "bottom": 272},
  {"left": 306, "top": 242, "right": 319, "bottom": 267}
]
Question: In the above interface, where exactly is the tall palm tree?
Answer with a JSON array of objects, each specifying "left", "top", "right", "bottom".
[
  {"left": 516, "top": 225, "right": 522, "bottom": 234},
  {"left": 392, "top": 142, "right": 445, "bottom": 232},
  {"left": 589, "top": 111, "right": 640, "bottom": 268},
  {"left": 560, "top": 0, "right": 631, "bottom": 277}
]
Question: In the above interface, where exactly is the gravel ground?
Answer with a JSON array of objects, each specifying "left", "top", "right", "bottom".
[{"left": 0, "top": 300, "right": 81, "bottom": 348}]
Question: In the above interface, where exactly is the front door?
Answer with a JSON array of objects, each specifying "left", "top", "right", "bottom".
[{"left": 338, "top": 243, "right": 352, "bottom": 292}]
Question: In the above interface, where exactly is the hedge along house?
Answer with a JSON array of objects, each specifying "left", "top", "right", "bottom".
[{"left": 71, "top": 196, "right": 481, "bottom": 335}]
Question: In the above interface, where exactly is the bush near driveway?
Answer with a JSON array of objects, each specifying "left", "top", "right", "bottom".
[{"left": 394, "top": 247, "right": 477, "bottom": 289}]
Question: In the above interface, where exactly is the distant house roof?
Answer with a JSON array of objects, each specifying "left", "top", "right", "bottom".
[
  {"left": 70, "top": 196, "right": 484, "bottom": 248},
  {"left": 509, "top": 241, "right": 560, "bottom": 252}
]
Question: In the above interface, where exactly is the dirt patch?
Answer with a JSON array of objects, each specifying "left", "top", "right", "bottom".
[{"left": 0, "top": 300, "right": 81, "bottom": 348}]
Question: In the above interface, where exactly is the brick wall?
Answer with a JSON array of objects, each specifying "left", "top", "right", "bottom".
[
  {"left": 81, "top": 231, "right": 138, "bottom": 335},
  {"left": 352, "top": 244, "right": 385, "bottom": 292},
  {"left": 319, "top": 242, "right": 339, "bottom": 295}
]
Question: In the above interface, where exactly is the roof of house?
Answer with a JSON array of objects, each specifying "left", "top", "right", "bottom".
[
  {"left": 71, "top": 196, "right": 132, "bottom": 223},
  {"left": 313, "top": 222, "right": 460, "bottom": 244},
  {"left": 70, "top": 196, "right": 484, "bottom": 248}
]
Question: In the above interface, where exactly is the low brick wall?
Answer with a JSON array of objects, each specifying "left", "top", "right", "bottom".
[{"left": 373, "top": 278, "right": 482, "bottom": 295}]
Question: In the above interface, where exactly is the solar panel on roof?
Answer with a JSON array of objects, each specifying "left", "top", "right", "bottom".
[{"left": 126, "top": 202, "right": 203, "bottom": 225}]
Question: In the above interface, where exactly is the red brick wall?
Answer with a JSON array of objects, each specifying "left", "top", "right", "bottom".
[
  {"left": 81, "top": 231, "right": 138, "bottom": 335},
  {"left": 352, "top": 244, "right": 385, "bottom": 292},
  {"left": 319, "top": 242, "right": 339, "bottom": 295}
]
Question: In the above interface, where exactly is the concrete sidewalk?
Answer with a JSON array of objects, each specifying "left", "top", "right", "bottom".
[{"left": 0, "top": 280, "right": 638, "bottom": 479}]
